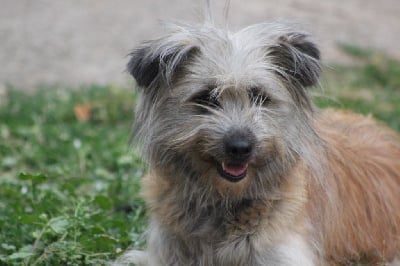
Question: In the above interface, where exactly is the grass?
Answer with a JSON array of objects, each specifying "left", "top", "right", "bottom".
[
  {"left": 316, "top": 44, "right": 400, "bottom": 131},
  {"left": 0, "top": 46, "right": 399, "bottom": 265},
  {"left": 0, "top": 86, "right": 146, "bottom": 265}
]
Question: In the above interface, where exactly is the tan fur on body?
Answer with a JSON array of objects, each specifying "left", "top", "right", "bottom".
[
  {"left": 310, "top": 110, "right": 400, "bottom": 265},
  {"left": 113, "top": 16, "right": 400, "bottom": 266}
]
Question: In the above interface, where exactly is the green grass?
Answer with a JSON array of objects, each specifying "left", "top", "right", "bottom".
[
  {"left": 0, "top": 86, "right": 146, "bottom": 265},
  {"left": 315, "top": 44, "right": 400, "bottom": 131},
  {"left": 0, "top": 46, "right": 399, "bottom": 265}
]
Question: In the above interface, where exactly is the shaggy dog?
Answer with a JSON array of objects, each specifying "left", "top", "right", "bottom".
[{"left": 114, "top": 17, "right": 400, "bottom": 266}]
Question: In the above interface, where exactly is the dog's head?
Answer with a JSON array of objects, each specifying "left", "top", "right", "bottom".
[{"left": 128, "top": 22, "right": 321, "bottom": 197}]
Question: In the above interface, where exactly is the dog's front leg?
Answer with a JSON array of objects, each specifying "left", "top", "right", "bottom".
[
  {"left": 273, "top": 233, "right": 316, "bottom": 266},
  {"left": 252, "top": 232, "right": 317, "bottom": 266},
  {"left": 111, "top": 249, "right": 148, "bottom": 266}
]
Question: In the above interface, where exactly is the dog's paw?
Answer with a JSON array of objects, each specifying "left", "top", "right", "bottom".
[{"left": 111, "top": 249, "right": 148, "bottom": 266}]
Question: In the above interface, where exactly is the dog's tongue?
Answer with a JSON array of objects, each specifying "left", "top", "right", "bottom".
[{"left": 222, "top": 162, "right": 248, "bottom": 177}]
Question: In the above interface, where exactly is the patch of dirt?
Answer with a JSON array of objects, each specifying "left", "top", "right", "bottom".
[{"left": 1, "top": 0, "right": 399, "bottom": 90}]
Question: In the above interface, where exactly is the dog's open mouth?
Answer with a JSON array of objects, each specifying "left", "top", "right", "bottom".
[{"left": 217, "top": 162, "right": 248, "bottom": 182}]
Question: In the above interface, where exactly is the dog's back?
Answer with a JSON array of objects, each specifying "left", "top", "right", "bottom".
[{"left": 309, "top": 109, "right": 400, "bottom": 265}]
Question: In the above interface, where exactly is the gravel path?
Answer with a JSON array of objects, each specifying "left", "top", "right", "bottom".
[{"left": 1, "top": 0, "right": 400, "bottom": 90}]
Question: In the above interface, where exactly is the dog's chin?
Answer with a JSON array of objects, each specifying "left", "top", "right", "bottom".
[{"left": 216, "top": 162, "right": 249, "bottom": 183}]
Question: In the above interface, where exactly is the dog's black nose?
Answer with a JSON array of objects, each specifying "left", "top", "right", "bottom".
[
  {"left": 226, "top": 139, "right": 252, "bottom": 158},
  {"left": 223, "top": 129, "right": 255, "bottom": 160}
]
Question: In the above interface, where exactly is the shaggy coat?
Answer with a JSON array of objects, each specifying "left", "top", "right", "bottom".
[{"left": 114, "top": 20, "right": 400, "bottom": 265}]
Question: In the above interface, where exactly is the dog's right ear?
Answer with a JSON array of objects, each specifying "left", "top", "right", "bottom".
[
  {"left": 127, "top": 39, "right": 199, "bottom": 89},
  {"left": 127, "top": 44, "right": 160, "bottom": 89}
]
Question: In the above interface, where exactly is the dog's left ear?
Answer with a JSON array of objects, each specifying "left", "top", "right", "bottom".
[
  {"left": 127, "top": 39, "right": 199, "bottom": 89},
  {"left": 269, "top": 32, "right": 321, "bottom": 88}
]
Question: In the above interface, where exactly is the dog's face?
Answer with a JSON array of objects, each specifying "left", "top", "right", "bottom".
[{"left": 128, "top": 23, "right": 321, "bottom": 198}]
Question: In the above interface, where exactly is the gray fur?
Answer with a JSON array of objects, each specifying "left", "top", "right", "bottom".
[{"left": 116, "top": 20, "right": 323, "bottom": 266}]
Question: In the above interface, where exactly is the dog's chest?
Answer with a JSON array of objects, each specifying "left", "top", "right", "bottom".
[
  {"left": 188, "top": 201, "right": 271, "bottom": 264},
  {"left": 185, "top": 202, "right": 315, "bottom": 265},
  {"left": 189, "top": 199, "right": 270, "bottom": 239}
]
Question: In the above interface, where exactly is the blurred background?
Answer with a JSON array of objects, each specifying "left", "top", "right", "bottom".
[{"left": 1, "top": 0, "right": 400, "bottom": 91}]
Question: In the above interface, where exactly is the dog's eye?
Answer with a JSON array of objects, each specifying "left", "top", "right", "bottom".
[
  {"left": 190, "top": 89, "right": 220, "bottom": 113},
  {"left": 248, "top": 87, "right": 271, "bottom": 106}
]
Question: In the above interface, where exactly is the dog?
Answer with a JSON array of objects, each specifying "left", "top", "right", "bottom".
[{"left": 114, "top": 17, "right": 400, "bottom": 266}]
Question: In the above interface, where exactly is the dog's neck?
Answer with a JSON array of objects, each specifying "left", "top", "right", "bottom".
[{"left": 142, "top": 172, "right": 284, "bottom": 241}]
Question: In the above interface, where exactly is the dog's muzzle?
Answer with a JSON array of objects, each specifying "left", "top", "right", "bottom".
[{"left": 217, "top": 128, "right": 255, "bottom": 182}]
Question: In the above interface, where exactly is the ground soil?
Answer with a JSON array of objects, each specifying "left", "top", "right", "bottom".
[{"left": 1, "top": 0, "right": 399, "bottom": 91}]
